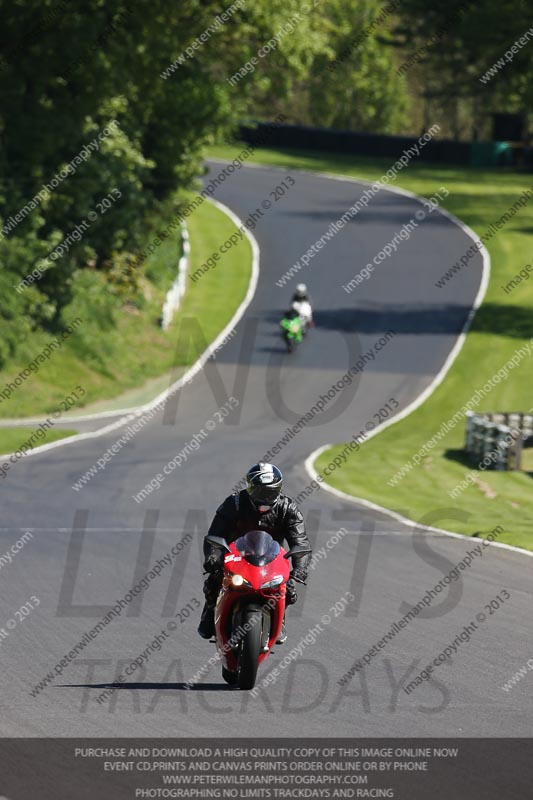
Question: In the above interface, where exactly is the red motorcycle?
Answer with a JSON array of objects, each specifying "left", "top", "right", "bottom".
[{"left": 205, "top": 530, "right": 311, "bottom": 690}]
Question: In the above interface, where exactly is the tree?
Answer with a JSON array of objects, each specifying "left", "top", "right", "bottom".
[
  {"left": 305, "top": 0, "right": 408, "bottom": 132},
  {"left": 391, "top": 0, "right": 533, "bottom": 138}
]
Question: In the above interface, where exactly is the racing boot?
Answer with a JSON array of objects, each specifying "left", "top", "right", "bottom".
[{"left": 198, "top": 602, "right": 215, "bottom": 639}]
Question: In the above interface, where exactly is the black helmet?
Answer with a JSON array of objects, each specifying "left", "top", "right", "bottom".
[{"left": 246, "top": 463, "right": 283, "bottom": 512}]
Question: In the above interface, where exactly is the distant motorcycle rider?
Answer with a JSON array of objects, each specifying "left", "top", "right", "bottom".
[
  {"left": 198, "top": 463, "right": 312, "bottom": 643},
  {"left": 291, "top": 284, "right": 313, "bottom": 331},
  {"left": 292, "top": 283, "right": 311, "bottom": 304}
]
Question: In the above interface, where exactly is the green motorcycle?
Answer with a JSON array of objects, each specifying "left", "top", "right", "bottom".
[{"left": 280, "top": 311, "right": 303, "bottom": 353}]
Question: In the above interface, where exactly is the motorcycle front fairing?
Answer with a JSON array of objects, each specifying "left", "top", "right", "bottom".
[{"left": 213, "top": 531, "right": 291, "bottom": 672}]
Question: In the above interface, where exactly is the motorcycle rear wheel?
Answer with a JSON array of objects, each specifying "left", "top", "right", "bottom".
[{"left": 237, "top": 608, "right": 262, "bottom": 690}]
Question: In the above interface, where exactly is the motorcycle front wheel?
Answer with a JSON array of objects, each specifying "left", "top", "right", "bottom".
[
  {"left": 222, "top": 666, "right": 238, "bottom": 685},
  {"left": 237, "top": 607, "right": 262, "bottom": 690}
]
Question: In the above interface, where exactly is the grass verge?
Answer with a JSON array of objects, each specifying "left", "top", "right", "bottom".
[
  {"left": 0, "top": 197, "right": 252, "bottom": 452},
  {"left": 0, "top": 198, "right": 252, "bottom": 418},
  {"left": 0, "top": 428, "right": 77, "bottom": 460},
  {"left": 207, "top": 143, "right": 533, "bottom": 550}
]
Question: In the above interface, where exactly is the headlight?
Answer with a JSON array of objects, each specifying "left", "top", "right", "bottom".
[
  {"left": 261, "top": 576, "right": 284, "bottom": 589},
  {"left": 231, "top": 574, "right": 251, "bottom": 587}
]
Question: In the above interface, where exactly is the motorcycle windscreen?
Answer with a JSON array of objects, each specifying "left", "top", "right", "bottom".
[{"left": 234, "top": 530, "right": 281, "bottom": 566}]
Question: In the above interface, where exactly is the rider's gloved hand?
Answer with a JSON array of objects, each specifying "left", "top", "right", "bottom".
[
  {"left": 290, "top": 566, "right": 308, "bottom": 585},
  {"left": 203, "top": 553, "right": 223, "bottom": 573},
  {"left": 286, "top": 578, "right": 298, "bottom": 606}
]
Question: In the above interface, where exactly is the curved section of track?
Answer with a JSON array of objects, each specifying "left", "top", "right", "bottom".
[{"left": 0, "top": 162, "right": 530, "bottom": 738}]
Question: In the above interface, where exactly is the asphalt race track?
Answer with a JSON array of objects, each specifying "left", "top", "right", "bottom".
[{"left": 1, "top": 161, "right": 531, "bottom": 740}]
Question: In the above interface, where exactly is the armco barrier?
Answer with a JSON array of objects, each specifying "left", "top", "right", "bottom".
[{"left": 464, "top": 411, "right": 532, "bottom": 470}]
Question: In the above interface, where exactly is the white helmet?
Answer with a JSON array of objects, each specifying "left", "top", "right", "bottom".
[{"left": 294, "top": 283, "right": 308, "bottom": 300}]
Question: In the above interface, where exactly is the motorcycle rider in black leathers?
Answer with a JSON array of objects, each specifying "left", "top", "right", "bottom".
[{"left": 198, "top": 463, "right": 312, "bottom": 643}]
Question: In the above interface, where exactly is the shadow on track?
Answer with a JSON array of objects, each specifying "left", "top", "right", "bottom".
[
  {"left": 59, "top": 682, "right": 231, "bottom": 691},
  {"left": 315, "top": 303, "right": 533, "bottom": 339}
]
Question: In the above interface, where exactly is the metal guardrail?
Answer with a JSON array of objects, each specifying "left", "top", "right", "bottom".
[{"left": 465, "top": 412, "right": 533, "bottom": 470}]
